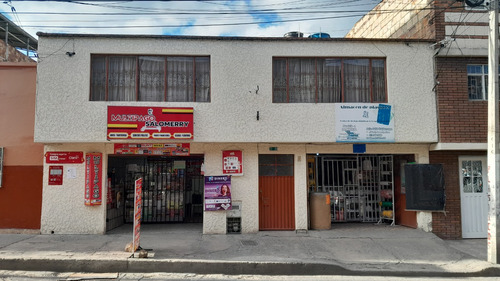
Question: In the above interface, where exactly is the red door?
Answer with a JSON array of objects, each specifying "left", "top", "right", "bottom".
[
  {"left": 259, "top": 154, "right": 295, "bottom": 230},
  {"left": 394, "top": 155, "right": 417, "bottom": 228}
]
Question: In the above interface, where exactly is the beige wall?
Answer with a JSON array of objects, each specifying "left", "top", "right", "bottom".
[{"left": 0, "top": 62, "right": 43, "bottom": 166}]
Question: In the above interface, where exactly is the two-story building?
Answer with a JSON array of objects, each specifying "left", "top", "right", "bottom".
[
  {"left": 347, "top": 0, "right": 493, "bottom": 239},
  {"left": 35, "top": 32, "right": 438, "bottom": 235}
]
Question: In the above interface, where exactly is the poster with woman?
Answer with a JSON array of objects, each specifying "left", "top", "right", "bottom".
[{"left": 204, "top": 175, "right": 232, "bottom": 211}]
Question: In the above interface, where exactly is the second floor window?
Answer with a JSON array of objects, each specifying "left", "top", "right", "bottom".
[
  {"left": 467, "top": 64, "right": 500, "bottom": 101},
  {"left": 273, "top": 57, "right": 387, "bottom": 103},
  {"left": 91, "top": 55, "right": 210, "bottom": 102}
]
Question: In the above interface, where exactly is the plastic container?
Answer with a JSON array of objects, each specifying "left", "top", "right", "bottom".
[{"left": 310, "top": 192, "right": 332, "bottom": 230}]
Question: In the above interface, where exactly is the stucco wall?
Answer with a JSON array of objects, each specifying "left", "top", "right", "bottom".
[
  {"left": 40, "top": 142, "right": 429, "bottom": 234},
  {"left": 34, "top": 36, "right": 437, "bottom": 144}
]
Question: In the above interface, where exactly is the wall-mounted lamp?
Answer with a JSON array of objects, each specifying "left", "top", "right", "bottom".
[{"left": 66, "top": 52, "right": 76, "bottom": 57}]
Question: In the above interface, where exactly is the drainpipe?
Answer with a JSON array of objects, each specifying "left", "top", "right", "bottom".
[{"left": 4, "top": 22, "right": 8, "bottom": 61}]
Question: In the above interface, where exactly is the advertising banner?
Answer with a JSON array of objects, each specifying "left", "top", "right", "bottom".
[
  {"left": 204, "top": 175, "right": 232, "bottom": 211},
  {"left": 84, "top": 152, "right": 102, "bottom": 206},
  {"left": 107, "top": 106, "right": 193, "bottom": 140},
  {"left": 335, "top": 103, "right": 395, "bottom": 143},
  {"left": 133, "top": 178, "right": 143, "bottom": 253},
  {"left": 45, "top": 151, "right": 84, "bottom": 164},
  {"left": 222, "top": 150, "right": 243, "bottom": 175},
  {"left": 114, "top": 143, "right": 190, "bottom": 156}
]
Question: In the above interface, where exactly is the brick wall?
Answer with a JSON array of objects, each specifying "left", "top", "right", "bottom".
[
  {"left": 430, "top": 150, "right": 485, "bottom": 239},
  {"left": 0, "top": 39, "right": 34, "bottom": 63},
  {"left": 436, "top": 57, "right": 489, "bottom": 143},
  {"left": 346, "top": 0, "right": 434, "bottom": 39}
]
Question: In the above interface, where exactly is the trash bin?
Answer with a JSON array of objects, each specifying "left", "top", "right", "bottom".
[{"left": 310, "top": 192, "right": 331, "bottom": 230}]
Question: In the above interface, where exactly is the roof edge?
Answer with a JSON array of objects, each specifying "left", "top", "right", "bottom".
[{"left": 35, "top": 32, "right": 434, "bottom": 43}]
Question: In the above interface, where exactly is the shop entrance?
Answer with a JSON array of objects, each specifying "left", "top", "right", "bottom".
[
  {"left": 308, "top": 154, "right": 411, "bottom": 225},
  {"left": 106, "top": 155, "right": 204, "bottom": 231}
]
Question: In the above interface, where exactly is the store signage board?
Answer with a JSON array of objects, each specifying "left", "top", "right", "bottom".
[
  {"left": 204, "top": 175, "right": 232, "bottom": 211},
  {"left": 45, "top": 151, "right": 84, "bottom": 164},
  {"left": 84, "top": 152, "right": 102, "bottom": 206},
  {"left": 107, "top": 106, "right": 193, "bottom": 140},
  {"left": 222, "top": 150, "right": 243, "bottom": 175},
  {"left": 114, "top": 143, "right": 190, "bottom": 156},
  {"left": 133, "top": 178, "right": 143, "bottom": 254},
  {"left": 335, "top": 103, "right": 395, "bottom": 143}
]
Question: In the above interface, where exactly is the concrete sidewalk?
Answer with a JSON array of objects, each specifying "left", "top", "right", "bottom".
[{"left": 0, "top": 223, "right": 499, "bottom": 277}]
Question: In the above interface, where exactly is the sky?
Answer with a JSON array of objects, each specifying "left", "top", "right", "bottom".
[{"left": 0, "top": 0, "right": 381, "bottom": 39}]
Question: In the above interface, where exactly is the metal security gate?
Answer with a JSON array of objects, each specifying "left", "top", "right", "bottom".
[
  {"left": 107, "top": 156, "right": 203, "bottom": 230},
  {"left": 313, "top": 155, "right": 393, "bottom": 223}
]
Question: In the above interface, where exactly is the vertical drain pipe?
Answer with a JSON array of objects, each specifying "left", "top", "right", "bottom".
[{"left": 4, "top": 22, "right": 8, "bottom": 61}]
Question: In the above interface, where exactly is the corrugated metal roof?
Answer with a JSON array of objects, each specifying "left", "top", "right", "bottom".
[{"left": 0, "top": 13, "right": 38, "bottom": 51}]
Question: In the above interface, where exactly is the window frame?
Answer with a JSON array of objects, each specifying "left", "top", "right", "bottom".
[
  {"left": 90, "top": 54, "right": 211, "bottom": 102},
  {"left": 466, "top": 64, "right": 500, "bottom": 101},
  {"left": 272, "top": 57, "right": 388, "bottom": 103}
]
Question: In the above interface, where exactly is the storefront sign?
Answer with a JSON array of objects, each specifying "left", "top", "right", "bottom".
[
  {"left": 45, "top": 151, "right": 84, "bottom": 164},
  {"left": 48, "top": 165, "right": 63, "bottom": 185},
  {"left": 114, "top": 143, "right": 190, "bottom": 156},
  {"left": 222, "top": 150, "right": 243, "bottom": 175},
  {"left": 84, "top": 152, "right": 102, "bottom": 206},
  {"left": 133, "top": 178, "right": 143, "bottom": 253},
  {"left": 204, "top": 175, "right": 232, "bottom": 211},
  {"left": 335, "top": 103, "right": 395, "bottom": 143},
  {"left": 107, "top": 106, "right": 193, "bottom": 140}
]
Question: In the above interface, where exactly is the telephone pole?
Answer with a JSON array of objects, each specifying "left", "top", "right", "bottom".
[{"left": 487, "top": 0, "right": 500, "bottom": 264}]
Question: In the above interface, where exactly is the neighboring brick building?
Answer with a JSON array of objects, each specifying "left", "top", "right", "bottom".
[
  {"left": 347, "top": 0, "right": 491, "bottom": 239},
  {"left": 0, "top": 14, "right": 42, "bottom": 232}
]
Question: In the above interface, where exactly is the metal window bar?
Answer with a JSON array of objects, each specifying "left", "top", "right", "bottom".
[{"left": 318, "top": 154, "right": 393, "bottom": 223}]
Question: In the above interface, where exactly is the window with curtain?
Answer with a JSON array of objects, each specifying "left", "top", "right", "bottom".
[
  {"left": 272, "top": 57, "right": 387, "bottom": 103},
  {"left": 90, "top": 55, "right": 210, "bottom": 102}
]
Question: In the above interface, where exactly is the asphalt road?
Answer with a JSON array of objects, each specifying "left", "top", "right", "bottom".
[{"left": 1, "top": 271, "right": 500, "bottom": 281}]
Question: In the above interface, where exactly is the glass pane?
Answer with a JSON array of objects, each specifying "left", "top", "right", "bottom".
[
  {"left": 138, "top": 56, "right": 165, "bottom": 101},
  {"left": 273, "top": 59, "right": 288, "bottom": 103},
  {"left": 167, "top": 57, "right": 194, "bottom": 102},
  {"left": 468, "top": 76, "right": 483, "bottom": 100},
  {"left": 108, "top": 56, "right": 137, "bottom": 101},
  {"left": 288, "top": 58, "right": 316, "bottom": 103},
  {"left": 90, "top": 56, "right": 106, "bottom": 101},
  {"left": 195, "top": 57, "right": 210, "bottom": 102},
  {"left": 462, "top": 161, "right": 472, "bottom": 193},
  {"left": 276, "top": 165, "right": 294, "bottom": 176},
  {"left": 463, "top": 177, "right": 472, "bottom": 193},
  {"left": 472, "top": 161, "right": 482, "bottom": 177},
  {"left": 473, "top": 177, "right": 483, "bottom": 193},
  {"left": 467, "top": 65, "right": 484, "bottom": 74},
  {"left": 276, "top": 154, "right": 294, "bottom": 165},
  {"left": 259, "top": 154, "right": 276, "bottom": 165},
  {"left": 371, "top": 59, "right": 386, "bottom": 102},
  {"left": 344, "top": 59, "right": 370, "bottom": 102},
  {"left": 259, "top": 165, "right": 276, "bottom": 176},
  {"left": 318, "top": 59, "right": 341, "bottom": 103}
]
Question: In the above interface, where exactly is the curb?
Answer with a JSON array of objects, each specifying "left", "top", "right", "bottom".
[{"left": 2, "top": 258, "right": 500, "bottom": 277}]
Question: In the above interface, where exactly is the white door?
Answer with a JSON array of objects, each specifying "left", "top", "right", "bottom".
[{"left": 460, "top": 156, "right": 488, "bottom": 238}]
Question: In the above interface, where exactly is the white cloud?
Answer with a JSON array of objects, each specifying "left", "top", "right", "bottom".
[{"left": 0, "top": 0, "right": 379, "bottom": 39}]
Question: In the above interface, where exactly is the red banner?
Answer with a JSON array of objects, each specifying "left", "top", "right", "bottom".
[
  {"left": 133, "top": 178, "right": 143, "bottom": 253},
  {"left": 223, "top": 150, "right": 243, "bottom": 175},
  {"left": 45, "top": 151, "right": 84, "bottom": 164},
  {"left": 114, "top": 143, "right": 190, "bottom": 156},
  {"left": 84, "top": 152, "right": 102, "bottom": 206},
  {"left": 107, "top": 106, "right": 193, "bottom": 140}
]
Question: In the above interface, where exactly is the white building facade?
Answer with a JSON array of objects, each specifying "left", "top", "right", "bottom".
[{"left": 35, "top": 33, "right": 437, "bottom": 234}]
